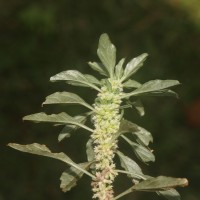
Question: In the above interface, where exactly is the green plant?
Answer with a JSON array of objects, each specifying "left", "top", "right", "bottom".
[{"left": 8, "top": 33, "right": 188, "bottom": 200}]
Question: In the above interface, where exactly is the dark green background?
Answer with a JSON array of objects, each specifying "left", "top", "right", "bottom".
[{"left": 1, "top": 0, "right": 200, "bottom": 199}]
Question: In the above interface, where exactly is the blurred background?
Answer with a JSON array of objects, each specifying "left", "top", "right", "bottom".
[{"left": 1, "top": 0, "right": 200, "bottom": 199}]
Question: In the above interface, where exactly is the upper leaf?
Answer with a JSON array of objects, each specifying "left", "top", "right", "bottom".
[
  {"left": 115, "top": 58, "right": 125, "bottom": 79},
  {"left": 23, "top": 112, "right": 93, "bottom": 132},
  {"left": 43, "top": 92, "right": 94, "bottom": 111},
  {"left": 123, "top": 79, "right": 142, "bottom": 89},
  {"left": 50, "top": 70, "right": 101, "bottom": 91},
  {"left": 122, "top": 53, "right": 148, "bottom": 81},
  {"left": 60, "top": 162, "right": 91, "bottom": 192},
  {"left": 88, "top": 62, "right": 108, "bottom": 76},
  {"left": 97, "top": 33, "right": 116, "bottom": 77},
  {"left": 124, "top": 80, "right": 180, "bottom": 98},
  {"left": 132, "top": 176, "right": 188, "bottom": 191}
]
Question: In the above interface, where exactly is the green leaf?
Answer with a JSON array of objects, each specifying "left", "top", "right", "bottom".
[
  {"left": 132, "top": 176, "right": 188, "bottom": 191},
  {"left": 131, "top": 100, "right": 145, "bottom": 116},
  {"left": 121, "top": 135, "right": 155, "bottom": 163},
  {"left": 8, "top": 143, "right": 94, "bottom": 178},
  {"left": 157, "top": 189, "right": 181, "bottom": 200},
  {"left": 86, "top": 139, "right": 95, "bottom": 162},
  {"left": 23, "top": 112, "right": 93, "bottom": 132},
  {"left": 124, "top": 80, "right": 180, "bottom": 98},
  {"left": 88, "top": 62, "right": 108, "bottom": 76},
  {"left": 50, "top": 70, "right": 101, "bottom": 91},
  {"left": 58, "top": 132, "right": 71, "bottom": 142},
  {"left": 84, "top": 74, "right": 101, "bottom": 86},
  {"left": 58, "top": 115, "right": 87, "bottom": 142},
  {"left": 144, "top": 89, "right": 179, "bottom": 98},
  {"left": 116, "top": 119, "right": 153, "bottom": 146},
  {"left": 117, "top": 151, "right": 143, "bottom": 179},
  {"left": 122, "top": 53, "right": 148, "bottom": 81},
  {"left": 115, "top": 58, "right": 125, "bottom": 79},
  {"left": 60, "top": 162, "right": 91, "bottom": 192},
  {"left": 123, "top": 79, "right": 142, "bottom": 88},
  {"left": 97, "top": 33, "right": 116, "bottom": 77},
  {"left": 43, "top": 92, "right": 94, "bottom": 111}
]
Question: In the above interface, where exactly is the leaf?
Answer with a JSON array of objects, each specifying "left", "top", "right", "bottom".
[
  {"left": 124, "top": 80, "right": 180, "bottom": 98},
  {"left": 122, "top": 53, "right": 148, "bottom": 81},
  {"left": 8, "top": 143, "right": 94, "bottom": 178},
  {"left": 132, "top": 176, "right": 188, "bottom": 191},
  {"left": 60, "top": 162, "right": 91, "bottom": 192},
  {"left": 144, "top": 89, "right": 179, "bottom": 98},
  {"left": 123, "top": 79, "right": 142, "bottom": 88},
  {"left": 50, "top": 70, "right": 100, "bottom": 91},
  {"left": 122, "top": 135, "right": 155, "bottom": 163},
  {"left": 86, "top": 139, "right": 95, "bottom": 162},
  {"left": 58, "top": 115, "right": 87, "bottom": 142},
  {"left": 58, "top": 132, "right": 71, "bottom": 142},
  {"left": 157, "top": 189, "right": 181, "bottom": 200},
  {"left": 88, "top": 62, "right": 108, "bottom": 76},
  {"left": 85, "top": 74, "right": 101, "bottom": 86},
  {"left": 115, "top": 58, "right": 125, "bottom": 79},
  {"left": 43, "top": 92, "right": 94, "bottom": 110},
  {"left": 117, "top": 151, "right": 143, "bottom": 179},
  {"left": 8, "top": 143, "right": 72, "bottom": 162},
  {"left": 131, "top": 100, "right": 145, "bottom": 116},
  {"left": 97, "top": 33, "right": 116, "bottom": 77},
  {"left": 116, "top": 119, "right": 153, "bottom": 146},
  {"left": 23, "top": 112, "right": 93, "bottom": 132}
]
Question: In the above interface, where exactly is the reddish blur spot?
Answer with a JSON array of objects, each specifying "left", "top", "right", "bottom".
[{"left": 186, "top": 99, "right": 200, "bottom": 127}]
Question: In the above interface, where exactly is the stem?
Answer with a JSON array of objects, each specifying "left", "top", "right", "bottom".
[{"left": 114, "top": 187, "right": 133, "bottom": 200}]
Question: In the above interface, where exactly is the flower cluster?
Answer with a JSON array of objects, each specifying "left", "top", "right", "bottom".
[{"left": 91, "top": 79, "right": 123, "bottom": 200}]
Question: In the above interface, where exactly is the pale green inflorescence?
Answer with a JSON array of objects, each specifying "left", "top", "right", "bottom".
[{"left": 91, "top": 78, "right": 123, "bottom": 200}]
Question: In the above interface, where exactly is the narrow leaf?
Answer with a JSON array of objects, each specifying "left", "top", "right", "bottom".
[
  {"left": 132, "top": 176, "right": 188, "bottom": 191},
  {"left": 122, "top": 53, "right": 148, "bottom": 81},
  {"left": 123, "top": 79, "right": 142, "bottom": 88},
  {"left": 8, "top": 143, "right": 73, "bottom": 161},
  {"left": 131, "top": 100, "right": 145, "bottom": 116},
  {"left": 85, "top": 74, "right": 101, "bottom": 86},
  {"left": 124, "top": 80, "right": 180, "bottom": 98},
  {"left": 117, "top": 151, "right": 143, "bottom": 179},
  {"left": 86, "top": 139, "right": 95, "bottom": 162},
  {"left": 43, "top": 92, "right": 94, "bottom": 110},
  {"left": 115, "top": 58, "right": 125, "bottom": 79},
  {"left": 157, "top": 189, "right": 181, "bottom": 200},
  {"left": 122, "top": 135, "right": 155, "bottom": 163},
  {"left": 97, "top": 33, "right": 116, "bottom": 77},
  {"left": 60, "top": 162, "right": 91, "bottom": 192},
  {"left": 116, "top": 119, "right": 153, "bottom": 146},
  {"left": 23, "top": 112, "right": 93, "bottom": 132},
  {"left": 8, "top": 143, "right": 94, "bottom": 178},
  {"left": 88, "top": 62, "right": 108, "bottom": 76},
  {"left": 50, "top": 70, "right": 100, "bottom": 91},
  {"left": 58, "top": 115, "right": 87, "bottom": 142},
  {"left": 144, "top": 89, "right": 179, "bottom": 98}
]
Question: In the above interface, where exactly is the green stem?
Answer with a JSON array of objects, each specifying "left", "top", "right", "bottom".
[{"left": 114, "top": 187, "right": 133, "bottom": 200}]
